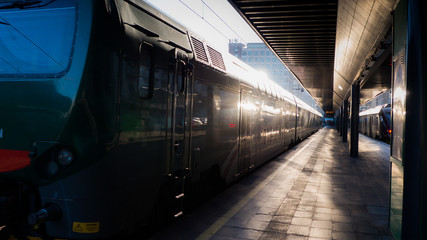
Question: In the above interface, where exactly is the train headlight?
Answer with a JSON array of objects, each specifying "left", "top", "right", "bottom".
[
  {"left": 33, "top": 143, "right": 75, "bottom": 179},
  {"left": 57, "top": 149, "right": 73, "bottom": 166}
]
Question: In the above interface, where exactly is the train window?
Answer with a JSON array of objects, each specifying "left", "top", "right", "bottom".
[
  {"left": 0, "top": 0, "right": 77, "bottom": 77},
  {"left": 138, "top": 42, "right": 154, "bottom": 98}
]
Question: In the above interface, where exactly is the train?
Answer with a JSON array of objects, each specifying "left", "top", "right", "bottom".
[
  {"left": 359, "top": 104, "right": 391, "bottom": 142},
  {"left": 0, "top": 0, "right": 322, "bottom": 239}
]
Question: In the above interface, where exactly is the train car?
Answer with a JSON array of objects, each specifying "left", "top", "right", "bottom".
[
  {"left": 295, "top": 98, "right": 323, "bottom": 141},
  {"left": 0, "top": 0, "right": 322, "bottom": 239},
  {"left": 359, "top": 104, "right": 391, "bottom": 142}
]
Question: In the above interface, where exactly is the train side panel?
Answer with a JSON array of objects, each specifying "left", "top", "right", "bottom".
[{"left": 191, "top": 63, "right": 240, "bottom": 188}]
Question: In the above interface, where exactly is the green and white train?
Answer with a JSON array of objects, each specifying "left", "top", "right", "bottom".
[{"left": 0, "top": 0, "right": 322, "bottom": 238}]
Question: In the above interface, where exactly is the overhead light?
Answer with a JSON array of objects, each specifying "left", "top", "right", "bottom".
[
  {"left": 338, "top": 85, "right": 343, "bottom": 90},
  {"left": 367, "top": 56, "right": 377, "bottom": 68},
  {"left": 375, "top": 48, "right": 385, "bottom": 58}
]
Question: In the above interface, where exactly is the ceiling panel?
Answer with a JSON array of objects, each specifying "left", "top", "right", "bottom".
[
  {"left": 228, "top": 0, "right": 338, "bottom": 111},
  {"left": 228, "top": 0, "right": 397, "bottom": 112},
  {"left": 333, "top": 0, "right": 397, "bottom": 110}
]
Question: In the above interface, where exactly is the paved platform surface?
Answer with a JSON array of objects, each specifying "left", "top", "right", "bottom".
[{"left": 150, "top": 127, "right": 391, "bottom": 240}]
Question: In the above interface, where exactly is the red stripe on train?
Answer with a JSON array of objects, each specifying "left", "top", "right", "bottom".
[{"left": 0, "top": 149, "right": 31, "bottom": 172}]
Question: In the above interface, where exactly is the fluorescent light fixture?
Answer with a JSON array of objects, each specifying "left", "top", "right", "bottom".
[{"left": 338, "top": 85, "right": 343, "bottom": 90}]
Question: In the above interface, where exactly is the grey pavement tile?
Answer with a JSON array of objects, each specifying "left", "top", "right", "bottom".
[
  {"left": 318, "top": 193, "right": 335, "bottom": 200},
  {"left": 313, "top": 213, "right": 332, "bottom": 221},
  {"left": 287, "top": 191, "right": 305, "bottom": 199},
  {"left": 257, "top": 206, "right": 278, "bottom": 215},
  {"left": 294, "top": 210, "right": 313, "bottom": 218},
  {"left": 287, "top": 225, "right": 310, "bottom": 236},
  {"left": 350, "top": 216, "right": 371, "bottom": 225},
  {"left": 304, "top": 188, "right": 319, "bottom": 193},
  {"left": 306, "top": 183, "right": 321, "bottom": 188},
  {"left": 259, "top": 231, "right": 288, "bottom": 240},
  {"left": 265, "top": 222, "right": 291, "bottom": 233},
  {"left": 275, "top": 207, "right": 298, "bottom": 216},
  {"left": 271, "top": 215, "right": 293, "bottom": 224},
  {"left": 316, "top": 197, "right": 334, "bottom": 204},
  {"left": 215, "top": 226, "right": 241, "bottom": 238},
  {"left": 283, "top": 198, "right": 301, "bottom": 206},
  {"left": 236, "top": 228, "right": 264, "bottom": 239},
  {"left": 292, "top": 183, "right": 308, "bottom": 190},
  {"left": 315, "top": 207, "right": 332, "bottom": 214},
  {"left": 251, "top": 213, "right": 274, "bottom": 222},
  {"left": 331, "top": 214, "right": 353, "bottom": 223},
  {"left": 246, "top": 219, "right": 270, "bottom": 231},
  {"left": 332, "top": 231, "right": 356, "bottom": 240},
  {"left": 263, "top": 198, "right": 290, "bottom": 208},
  {"left": 332, "top": 208, "right": 350, "bottom": 216},
  {"left": 233, "top": 209, "right": 259, "bottom": 221},
  {"left": 285, "top": 234, "right": 309, "bottom": 240},
  {"left": 309, "top": 227, "right": 332, "bottom": 239},
  {"left": 301, "top": 195, "right": 318, "bottom": 202},
  {"left": 226, "top": 216, "right": 251, "bottom": 228},
  {"left": 302, "top": 192, "right": 318, "bottom": 198},
  {"left": 296, "top": 205, "right": 315, "bottom": 212},
  {"left": 311, "top": 220, "right": 332, "bottom": 229},
  {"left": 332, "top": 222, "right": 355, "bottom": 232},
  {"left": 298, "top": 200, "right": 317, "bottom": 206},
  {"left": 315, "top": 201, "right": 334, "bottom": 208},
  {"left": 291, "top": 217, "right": 312, "bottom": 227}
]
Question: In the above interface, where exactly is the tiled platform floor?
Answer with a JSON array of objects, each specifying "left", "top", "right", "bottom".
[{"left": 150, "top": 127, "right": 392, "bottom": 240}]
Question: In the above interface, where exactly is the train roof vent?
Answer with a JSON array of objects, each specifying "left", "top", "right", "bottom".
[
  {"left": 191, "top": 36, "right": 209, "bottom": 63},
  {"left": 207, "top": 45, "right": 226, "bottom": 71}
]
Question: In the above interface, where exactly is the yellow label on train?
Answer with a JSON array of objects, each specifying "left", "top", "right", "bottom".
[{"left": 72, "top": 222, "right": 100, "bottom": 233}]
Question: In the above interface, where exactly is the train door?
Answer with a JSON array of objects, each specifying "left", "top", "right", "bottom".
[
  {"left": 169, "top": 48, "right": 192, "bottom": 217},
  {"left": 295, "top": 105, "right": 300, "bottom": 141},
  {"left": 281, "top": 102, "right": 287, "bottom": 148},
  {"left": 238, "top": 90, "right": 255, "bottom": 175}
]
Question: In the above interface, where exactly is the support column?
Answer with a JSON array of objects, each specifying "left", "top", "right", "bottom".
[
  {"left": 336, "top": 110, "right": 341, "bottom": 133},
  {"left": 341, "top": 108, "right": 344, "bottom": 135},
  {"left": 342, "top": 100, "right": 348, "bottom": 142},
  {"left": 400, "top": 0, "right": 427, "bottom": 238},
  {"left": 349, "top": 83, "right": 360, "bottom": 157}
]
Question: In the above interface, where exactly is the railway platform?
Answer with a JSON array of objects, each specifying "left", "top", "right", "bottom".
[{"left": 150, "top": 126, "right": 391, "bottom": 240}]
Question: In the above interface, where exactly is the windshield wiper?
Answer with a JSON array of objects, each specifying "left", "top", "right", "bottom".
[{"left": 0, "top": 0, "right": 55, "bottom": 9}]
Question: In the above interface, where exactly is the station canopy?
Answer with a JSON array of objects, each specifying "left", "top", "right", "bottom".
[{"left": 228, "top": 0, "right": 397, "bottom": 112}]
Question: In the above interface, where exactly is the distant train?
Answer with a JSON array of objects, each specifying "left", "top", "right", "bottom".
[
  {"left": 359, "top": 104, "right": 391, "bottom": 142},
  {"left": 0, "top": 0, "right": 322, "bottom": 239}
]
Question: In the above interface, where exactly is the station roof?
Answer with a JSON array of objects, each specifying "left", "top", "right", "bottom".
[{"left": 228, "top": 0, "right": 397, "bottom": 112}]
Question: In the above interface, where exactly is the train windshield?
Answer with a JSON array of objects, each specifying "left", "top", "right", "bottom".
[
  {"left": 383, "top": 108, "right": 391, "bottom": 124},
  {"left": 0, "top": 0, "right": 77, "bottom": 77}
]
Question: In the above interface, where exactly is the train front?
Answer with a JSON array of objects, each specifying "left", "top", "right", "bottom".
[{"left": 0, "top": 0, "right": 93, "bottom": 238}]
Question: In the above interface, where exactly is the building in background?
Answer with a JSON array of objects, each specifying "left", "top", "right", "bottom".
[
  {"left": 228, "top": 41, "right": 245, "bottom": 59},
  {"left": 229, "top": 42, "right": 322, "bottom": 113}
]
